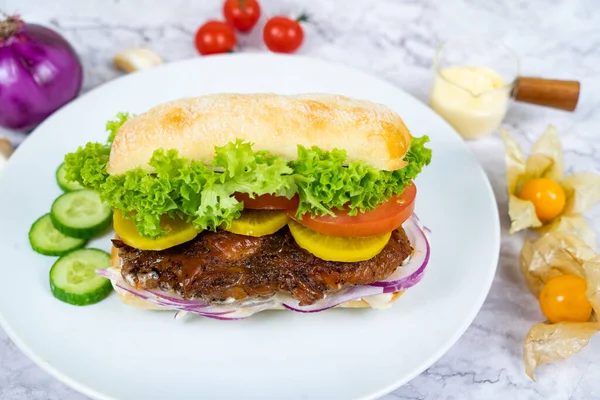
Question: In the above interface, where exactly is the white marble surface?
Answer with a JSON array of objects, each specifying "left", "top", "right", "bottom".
[{"left": 1, "top": 0, "right": 600, "bottom": 399}]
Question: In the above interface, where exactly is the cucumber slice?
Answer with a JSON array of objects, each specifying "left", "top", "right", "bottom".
[
  {"left": 50, "top": 190, "right": 112, "bottom": 239},
  {"left": 50, "top": 249, "right": 113, "bottom": 306},
  {"left": 56, "top": 163, "right": 84, "bottom": 192},
  {"left": 29, "top": 214, "right": 87, "bottom": 256}
]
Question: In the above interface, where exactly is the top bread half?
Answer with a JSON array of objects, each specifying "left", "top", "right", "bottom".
[{"left": 107, "top": 93, "right": 413, "bottom": 175}]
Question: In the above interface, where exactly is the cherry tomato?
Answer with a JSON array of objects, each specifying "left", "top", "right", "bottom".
[
  {"left": 223, "top": 0, "right": 261, "bottom": 33},
  {"left": 518, "top": 178, "right": 566, "bottom": 222},
  {"left": 194, "top": 20, "right": 237, "bottom": 55},
  {"left": 289, "top": 183, "right": 417, "bottom": 237},
  {"left": 539, "top": 274, "right": 592, "bottom": 324},
  {"left": 263, "top": 15, "right": 305, "bottom": 53},
  {"left": 234, "top": 193, "right": 299, "bottom": 210}
]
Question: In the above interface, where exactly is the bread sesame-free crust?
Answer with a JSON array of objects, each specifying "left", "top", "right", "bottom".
[{"left": 107, "top": 93, "right": 412, "bottom": 175}]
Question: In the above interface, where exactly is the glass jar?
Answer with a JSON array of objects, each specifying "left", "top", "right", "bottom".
[{"left": 429, "top": 39, "right": 520, "bottom": 140}]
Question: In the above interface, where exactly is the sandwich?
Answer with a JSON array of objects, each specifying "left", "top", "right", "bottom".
[{"left": 64, "top": 93, "right": 432, "bottom": 320}]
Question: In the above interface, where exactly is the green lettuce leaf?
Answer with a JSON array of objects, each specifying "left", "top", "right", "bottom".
[
  {"left": 106, "top": 112, "right": 131, "bottom": 144},
  {"left": 292, "top": 135, "right": 432, "bottom": 216},
  {"left": 63, "top": 142, "right": 110, "bottom": 191},
  {"left": 64, "top": 139, "right": 299, "bottom": 238},
  {"left": 64, "top": 112, "right": 432, "bottom": 238},
  {"left": 213, "top": 140, "right": 297, "bottom": 199},
  {"left": 63, "top": 112, "right": 131, "bottom": 189},
  {"left": 101, "top": 150, "right": 215, "bottom": 237},
  {"left": 389, "top": 135, "right": 433, "bottom": 189}
]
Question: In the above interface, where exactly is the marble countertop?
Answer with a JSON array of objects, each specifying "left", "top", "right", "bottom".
[{"left": 2, "top": 0, "right": 600, "bottom": 399}]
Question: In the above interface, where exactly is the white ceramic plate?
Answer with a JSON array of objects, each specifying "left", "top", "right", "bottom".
[{"left": 0, "top": 54, "right": 499, "bottom": 400}]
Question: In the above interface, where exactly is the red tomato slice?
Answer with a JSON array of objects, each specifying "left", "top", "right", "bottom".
[
  {"left": 289, "top": 183, "right": 417, "bottom": 237},
  {"left": 234, "top": 192, "right": 299, "bottom": 210}
]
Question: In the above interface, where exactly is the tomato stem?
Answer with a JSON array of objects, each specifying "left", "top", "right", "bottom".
[
  {"left": 239, "top": 0, "right": 246, "bottom": 10},
  {"left": 296, "top": 13, "right": 310, "bottom": 23},
  {"left": 0, "top": 15, "right": 22, "bottom": 40}
]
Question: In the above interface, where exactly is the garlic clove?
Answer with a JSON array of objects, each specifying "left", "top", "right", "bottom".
[
  {"left": 113, "top": 47, "right": 163, "bottom": 73},
  {"left": 0, "top": 137, "right": 13, "bottom": 176},
  {"left": 0, "top": 137, "right": 14, "bottom": 159}
]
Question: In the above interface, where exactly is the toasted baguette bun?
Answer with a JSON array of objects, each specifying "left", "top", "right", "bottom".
[
  {"left": 109, "top": 245, "right": 404, "bottom": 312},
  {"left": 107, "top": 93, "right": 412, "bottom": 175}
]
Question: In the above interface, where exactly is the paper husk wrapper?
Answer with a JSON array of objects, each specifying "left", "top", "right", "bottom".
[
  {"left": 520, "top": 232, "right": 600, "bottom": 379},
  {"left": 524, "top": 321, "right": 600, "bottom": 380},
  {"left": 562, "top": 172, "right": 600, "bottom": 215},
  {"left": 501, "top": 126, "right": 600, "bottom": 248}
]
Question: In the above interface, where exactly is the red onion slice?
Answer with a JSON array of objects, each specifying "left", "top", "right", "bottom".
[
  {"left": 96, "top": 267, "right": 121, "bottom": 280},
  {"left": 94, "top": 213, "right": 431, "bottom": 319},
  {"left": 97, "top": 267, "right": 276, "bottom": 317},
  {"left": 369, "top": 215, "right": 431, "bottom": 288},
  {"left": 280, "top": 285, "right": 385, "bottom": 313},
  {"left": 196, "top": 302, "right": 279, "bottom": 321},
  {"left": 146, "top": 289, "right": 211, "bottom": 308}
]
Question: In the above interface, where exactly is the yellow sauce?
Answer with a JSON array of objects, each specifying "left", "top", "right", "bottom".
[{"left": 429, "top": 66, "right": 510, "bottom": 139}]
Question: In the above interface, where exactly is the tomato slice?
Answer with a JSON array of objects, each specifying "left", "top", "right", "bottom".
[
  {"left": 234, "top": 192, "right": 299, "bottom": 210},
  {"left": 289, "top": 183, "right": 417, "bottom": 237}
]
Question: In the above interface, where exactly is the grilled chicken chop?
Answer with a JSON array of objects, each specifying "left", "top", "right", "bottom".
[{"left": 113, "top": 227, "right": 412, "bottom": 306}]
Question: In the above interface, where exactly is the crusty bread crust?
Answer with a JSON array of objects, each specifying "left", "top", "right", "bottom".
[
  {"left": 109, "top": 245, "right": 404, "bottom": 312},
  {"left": 107, "top": 93, "right": 412, "bottom": 175}
]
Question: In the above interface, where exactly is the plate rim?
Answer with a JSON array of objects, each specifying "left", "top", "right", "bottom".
[{"left": 0, "top": 52, "right": 501, "bottom": 400}]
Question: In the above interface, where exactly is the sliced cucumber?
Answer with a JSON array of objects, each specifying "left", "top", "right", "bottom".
[
  {"left": 29, "top": 214, "right": 87, "bottom": 256},
  {"left": 56, "top": 163, "right": 84, "bottom": 192},
  {"left": 49, "top": 248, "right": 113, "bottom": 306},
  {"left": 50, "top": 190, "right": 112, "bottom": 239}
]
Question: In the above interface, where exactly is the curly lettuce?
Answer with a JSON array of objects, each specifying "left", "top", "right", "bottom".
[
  {"left": 106, "top": 112, "right": 131, "bottom": 144},
  {"left": 214, "top": 140, "right": 297, "bottom": 198},
  {"left": 292, "top": 136, "right": 432, "bottom": 216},
  {"left": 64, "top": 113, "right": 131, "bottom": 189},
  {"left": 65, "top": 139, "right": 298, "bottom": 238},
  {"left": 64, "top": 114, "right": 431, "bottom": 238}
]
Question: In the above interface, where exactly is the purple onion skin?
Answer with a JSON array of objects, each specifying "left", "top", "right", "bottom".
[{"left": 0, "top": 20, "right": 83, "bottom": 132}]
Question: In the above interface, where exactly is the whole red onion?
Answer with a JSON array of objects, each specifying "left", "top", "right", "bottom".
[{"left": 0, "top": 15, "right": 83, "bottom": 132}]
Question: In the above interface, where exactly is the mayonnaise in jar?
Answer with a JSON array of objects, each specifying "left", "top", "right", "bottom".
[{"left": 429, "top": 65, "right": 511, "bottom": 140}]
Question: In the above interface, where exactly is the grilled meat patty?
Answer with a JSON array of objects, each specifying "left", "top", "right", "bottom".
[{"left": 113, "top": 227, "right": 412, "bottom": 306}]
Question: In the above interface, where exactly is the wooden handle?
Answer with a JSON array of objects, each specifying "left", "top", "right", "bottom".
[{"left": 513, "top": 77, "right": 580, "bottom": 111}]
